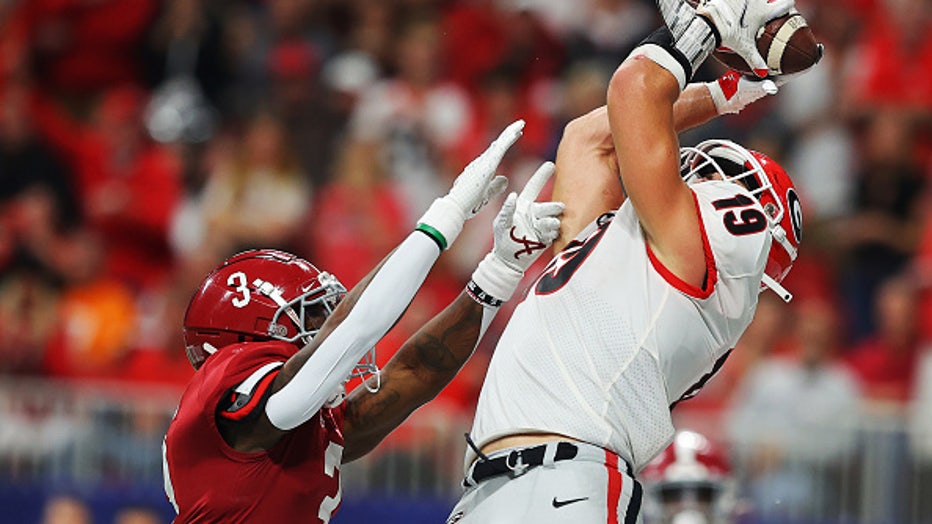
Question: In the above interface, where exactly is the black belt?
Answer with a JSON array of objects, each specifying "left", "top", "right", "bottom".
[{"left": 466, "top": 442, "right": 579, "bottom": 486}]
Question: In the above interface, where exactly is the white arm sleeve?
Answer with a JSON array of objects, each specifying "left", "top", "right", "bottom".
[{"left": 265, "top": 231, "right": 441, "bottom": 430}]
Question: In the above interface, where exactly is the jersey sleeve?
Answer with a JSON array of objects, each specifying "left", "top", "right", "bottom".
[
  {"left": 194, "top": 343, "right": 294, "bottom": 423},
  {"left": 217, "top": 361, "right": 284, "bottom": 422},
  {"left": 691, "top": 181, "right": 771, "bottom": 282}
]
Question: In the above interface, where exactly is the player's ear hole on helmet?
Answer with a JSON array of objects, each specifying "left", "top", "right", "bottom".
[{"left": 763, "top": 201, "right": 779, "bottom": 220}]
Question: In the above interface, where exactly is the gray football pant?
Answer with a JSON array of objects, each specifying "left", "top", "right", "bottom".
[{"left": 448, "top": 441, "right": 643, "bottom": 524}]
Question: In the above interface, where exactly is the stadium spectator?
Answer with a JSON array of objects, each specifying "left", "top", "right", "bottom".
[
  {"left": 846, "top": 274, "right": 922, "bottom": 405},
  {"left": 268, "top": 39, "right": 349, "bottom": 188},
  {"left": 727, "top": 298, "right": 861, "bottom": 520},
  {"left": 9, "top": 0, "right": 158, "bottom": 94},
  {"left": 113, "top": 505, "right": 163, "bottom": 524},
  {"left": 832, "top": 109, "right": 926, "bottom": 341},
  {"left": 28, "top": 85, "right": 183, "bottom": 291},
  {"left": 303, "top": 139, "right": 408, "bottom": 288},
  {"left": 844, "top": 0, "right": 932, "bottom": 111},
  {"left": 349, "top": 13, "right": 473, "bottom": 219},
  {"left": 41, "top": 494, "right": 92, "bottom": 524},
  {"left": 199, "top": 111, "right": 310, "bottom": 258},
  {"left": 143, "top": 0, "right": 233, "bottom": 112}
]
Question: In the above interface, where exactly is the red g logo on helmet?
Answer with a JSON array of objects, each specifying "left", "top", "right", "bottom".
[{"left": 680, "top": 140, "right": 802, "bottom": 302}]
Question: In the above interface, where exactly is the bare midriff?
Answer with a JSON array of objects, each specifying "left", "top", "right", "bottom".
[{"left": 479, "top": 433, "right": 583, "bottom": 457}]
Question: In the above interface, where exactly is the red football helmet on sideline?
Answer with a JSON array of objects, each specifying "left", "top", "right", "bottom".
[
  {"left": 641, "top": 430, "right": 737, "bottom": 524},
  {"left": 680, "top": 139, "right": 803, "bottom": 302},
  {"left": 183, "top": 249, "right": 377, "bottom": 380}
]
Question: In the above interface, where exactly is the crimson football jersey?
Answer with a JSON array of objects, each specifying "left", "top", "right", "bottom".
[{"left": 163, "top": 341, "right": 346, "bottom": 523}]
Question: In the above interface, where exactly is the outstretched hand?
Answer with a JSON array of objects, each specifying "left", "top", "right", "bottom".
[
  {"left": 491, "top": 162, "right": 564, "bottom": 274},
  {"left": 417, "top": 120, "right": 525, "bottom": 250},
  {"left": 708, "top": 70, "right": 778, "bottom": 114},
  {"left": 470, "top": 161, "right": 564, "bottom": 305}
]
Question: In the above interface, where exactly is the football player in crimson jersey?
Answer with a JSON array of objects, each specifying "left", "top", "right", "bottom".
[
  {"left": 447, "top": 1, "right": 812, "bottom": 522},
  {"left": 162, "top": 120, "right": 566, "bottom": 523}
]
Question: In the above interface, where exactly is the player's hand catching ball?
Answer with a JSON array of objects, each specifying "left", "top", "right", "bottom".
[
  {"left": 707, "top": 70, "right": 778, "bottom": 115},
  {"left": 697, "top": 0, "right": 796, "bottom": 78}
]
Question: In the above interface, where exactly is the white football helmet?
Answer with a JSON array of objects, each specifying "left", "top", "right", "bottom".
[
  {"left": 680, "top": 140, "right": 803, "bottom": 302},
  {"left": 640, "top": 430, "right": 738, "bottom": 524}
]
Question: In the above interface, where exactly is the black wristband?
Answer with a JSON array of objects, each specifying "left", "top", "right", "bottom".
[{"left": 466, "top": 280, "right": 505, "bottom": 308}]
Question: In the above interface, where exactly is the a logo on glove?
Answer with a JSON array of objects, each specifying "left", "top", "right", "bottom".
[{"left": 510, "top": 227, "right": 546, "bottom": 259}]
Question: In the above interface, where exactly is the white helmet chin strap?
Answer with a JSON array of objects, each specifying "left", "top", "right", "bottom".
[
  {"left": 761, "top": 274, "right": 793, "bottom": 302},
  {"left": 762, "top": 226, "right": 796, "bottom": 303}
]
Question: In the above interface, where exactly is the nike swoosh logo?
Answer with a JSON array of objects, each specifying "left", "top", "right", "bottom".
[
  {"left": 739, "top": 0, "right": 749, "bottom": 27},
  {"left": 552, "top": 496, "right": 588, "bottom": 508}
]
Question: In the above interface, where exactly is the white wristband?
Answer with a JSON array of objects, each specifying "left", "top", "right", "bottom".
[
  {"left": 416, "top": 197, "right": 466, "bottom": 250},
  {"left": 470, "top": 252, "right": 524, "bottom": 305},
  {"left": 632, "top": 43, "right": 689, "bottom": 91}
]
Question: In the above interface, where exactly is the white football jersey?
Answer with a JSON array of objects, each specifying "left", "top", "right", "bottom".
[{"left": 467, "top": 180, "right": 771, "bottom": 472}]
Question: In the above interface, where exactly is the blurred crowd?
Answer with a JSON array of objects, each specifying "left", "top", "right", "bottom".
[{"left": 0, "top": 0, "right": 931, "bottom": 506}]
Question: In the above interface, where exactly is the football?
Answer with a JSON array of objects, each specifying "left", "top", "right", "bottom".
[{"left": 712, "top": 13, "right": 822, "bottom": 77}]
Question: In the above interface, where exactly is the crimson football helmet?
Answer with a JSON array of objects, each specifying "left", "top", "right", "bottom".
[
  {"left": 680, "top": 139, "right": 802, "bottom": 302},
  {"left": 183, "top": 249, "right": 378, "bottom": 382},
  {"left": 641, "top": 430, "right": 737, "bottom": 524}
]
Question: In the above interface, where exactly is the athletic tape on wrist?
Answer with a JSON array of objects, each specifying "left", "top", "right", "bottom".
[
  {"left": 470, "top": 252, "right": 523, "bottom": 305},
  {"left": 674, "top": 16, "right": 716, "bottom": 75},
  {"left": 634, "top": 20, "right": 715, "bottom": 90}
]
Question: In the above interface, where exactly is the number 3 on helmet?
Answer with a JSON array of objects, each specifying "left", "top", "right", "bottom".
[
  {"left": 680, "top": 139, "right": 803, "bottom": 302},
  {"left": 182, "top": 249, "right": 378, "bottom": 382}
]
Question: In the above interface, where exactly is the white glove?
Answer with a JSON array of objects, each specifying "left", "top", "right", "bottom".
[
  {"left": 707, "top": 69, "right": 778, "bottom": 114},
  {"left": 707, "top": 41, "right": 822, "bottom": 114},
  {"left": 469, "top": 162, "right": 564, "bottom": 306},
  {"left": 417, "top": 120, "right": 525, "bottom": 250},
  {"left": 697, "top": 0, "right": 796, "bottom": 78}
]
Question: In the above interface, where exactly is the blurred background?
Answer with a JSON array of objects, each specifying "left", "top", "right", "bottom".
[{"left": 0, "top": 0, "right": 929, "bottom": 522}]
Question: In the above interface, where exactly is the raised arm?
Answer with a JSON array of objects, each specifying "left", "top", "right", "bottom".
[
  {"left": 605, "top": 0, "right": 791, "bottom": 285},
  {"left": 342, "top": 163, "right": 564, "bottom": 462},
  {"left": 609, "top": 54, "right": 707, "bottom": 284},
  {"left": 552, "top": 70, "right": 776, "bottom": 251},
  {"left": 218, "top": 122, "right": 524, "bottom": 452}
]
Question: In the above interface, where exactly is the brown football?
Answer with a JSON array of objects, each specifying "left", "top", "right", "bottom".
[{"left": 712, "top": 13, "right": 822, "bottom": 76}]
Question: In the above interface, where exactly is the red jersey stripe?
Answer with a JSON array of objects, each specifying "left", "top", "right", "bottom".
[
  {"left": 219, "top": 369, "right": 281, "bottom": 421},
  {"left": 605, "top": 450, "right": 622, "bottom": 524},
  {"left": 644, "top": 191, "right": 717, "bottom": 299}
]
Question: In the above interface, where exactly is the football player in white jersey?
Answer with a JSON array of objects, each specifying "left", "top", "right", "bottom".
[{"left": 446, "top": 0, "right": 810, "bottom": 522}]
